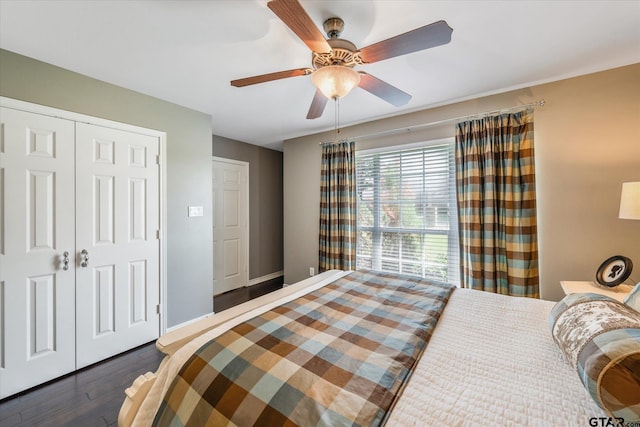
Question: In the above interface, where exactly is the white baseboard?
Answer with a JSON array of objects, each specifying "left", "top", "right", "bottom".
[
  {"left": 248, "top": 270, "right": 284, "bottom": 287},
  {"left": 167, "top": 271, "right": 283, "bottom": 333},
  {"left": 166, "top": 311, "right": 214, "bottom": 334}
]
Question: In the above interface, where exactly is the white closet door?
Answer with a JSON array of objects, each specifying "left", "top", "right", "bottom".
[
  {"left": 75, "top": 123, "right": 160, "bottom": 368},
  {"left": 0, "top": 108, "right": 76, "bottom": 398},
  {"left": 212, "top": 158, "right": 249, "bottom": 295}
]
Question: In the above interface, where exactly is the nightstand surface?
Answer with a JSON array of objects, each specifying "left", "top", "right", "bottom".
[{"left": 560, "top": 280, "right": 632, "bottom": 302}]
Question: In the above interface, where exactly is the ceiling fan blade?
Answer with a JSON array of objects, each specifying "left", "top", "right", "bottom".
[
  {"left": 231, "top": 68, "right": 311, "bottom": 87},
  {"left": 306, "top": 89, "right": 328, "bottom": 119},
  {"left": 358, "top": 72, "right": 412, "bottom": 107},
  {"left": 267, "top": 0, "right": 332, "bottom": 53},
  {"left": 358, "top": 20, "right": 453, "bottom": 64}
]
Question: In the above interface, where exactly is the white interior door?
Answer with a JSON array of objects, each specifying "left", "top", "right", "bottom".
[
  {"left": 75, "top": 123, "right": 160, "bottom": 368},
  {"left": 0, "top": 108, "right": 76, "bottom": 398},
  {"left": 212, "top": 158, "right": 248, "bottom": 296}
]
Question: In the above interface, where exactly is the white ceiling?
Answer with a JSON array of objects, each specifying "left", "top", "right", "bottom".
[{"left": 1, "top": 1, "right": 639, "bottom": 150}]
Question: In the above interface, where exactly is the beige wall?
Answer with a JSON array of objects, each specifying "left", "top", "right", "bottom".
[
  {"left": 0, "top": 49, "right": 214, "bottom": 327},
  {"left": 284, "top": 64, "right": 640, "bottom": 300}
]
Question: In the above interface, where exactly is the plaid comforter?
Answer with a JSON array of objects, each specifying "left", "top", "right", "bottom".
[{"left": 152, "top": 270, "right": 455, "bottom": 427}]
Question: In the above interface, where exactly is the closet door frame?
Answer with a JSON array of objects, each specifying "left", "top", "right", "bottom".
[{"left": 0, "top": 96, "right": 169, "bottom": 334}]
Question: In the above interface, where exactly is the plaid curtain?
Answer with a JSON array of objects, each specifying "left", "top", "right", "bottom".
[
  {"left": 455, "top": 110, "right": 539, "bottom": 297},
  {"left": 319, "top": 141, "right": 356, "bottom": 272}
]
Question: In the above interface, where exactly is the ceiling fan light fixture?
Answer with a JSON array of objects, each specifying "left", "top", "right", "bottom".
[
  {"left": 233, "top": 1, "right": 453, "bottom": 119},
  {"left": 311, "top": 65, "right": 361, "bottom": 99}
]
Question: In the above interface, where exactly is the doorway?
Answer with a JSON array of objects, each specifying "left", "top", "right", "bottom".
[{"left": 212, "top": 157, "right": 249, "bottom": 297}]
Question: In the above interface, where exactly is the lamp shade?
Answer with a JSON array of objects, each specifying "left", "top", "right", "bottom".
[
  {"left": 311, "top": 66, "right": 361, "bottom": 99},
  {"left": 619, "top": 181, "right": 640, "bottom": 220}
]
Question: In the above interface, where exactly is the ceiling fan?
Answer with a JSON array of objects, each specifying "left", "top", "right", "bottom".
[{"left": 230, "top": 0, "right": 453, "bottom": 119}]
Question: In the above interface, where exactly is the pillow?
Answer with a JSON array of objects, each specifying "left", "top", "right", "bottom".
[
  {"left": 624, "top": 282, "right": 640, "bottom": 312},
  {"left": 549, "top": 293, "right": 640, "bottom": 422}
]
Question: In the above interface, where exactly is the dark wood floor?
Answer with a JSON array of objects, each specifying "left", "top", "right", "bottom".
[
  {"left": 213, "top": 276, "right": 284, "bottom": 312},
  {"left": 0, "top": 342, "right": 164, "bottom": 427},
  {"left": 0, "top": 277, "right": 283, "bottom": 427}
]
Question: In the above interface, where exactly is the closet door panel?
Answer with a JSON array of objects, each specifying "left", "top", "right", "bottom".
[
  {"left": 0, "top": 107, "right": 76, "bottom": 399},
  {"left": 75, "top": 123, "right": 160, "bottom": 368}
]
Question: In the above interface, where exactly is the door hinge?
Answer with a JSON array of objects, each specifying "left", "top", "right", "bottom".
[
  {"left": 156, "top": 304, "right": 161, "bottom": 314},
  {"left": 156, "top": 155, "right": 160, "bottom": 165},
  {"left": 156, "top": 230, "right": 160, "bottom": 239}
]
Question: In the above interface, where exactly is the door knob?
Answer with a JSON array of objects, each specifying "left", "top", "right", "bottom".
[
  {"left": 62, "top": 251, "right": 70, "bottom": 271},
  {"left": 80, "top": 249, "right": 90, "bottom": 267}
]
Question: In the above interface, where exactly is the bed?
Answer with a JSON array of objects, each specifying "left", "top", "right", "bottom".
[{"left": 119, "top": 269, "right": 640, "bottom": 426}]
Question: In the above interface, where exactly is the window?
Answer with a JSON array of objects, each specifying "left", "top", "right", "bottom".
[{"left": 356, "top": 140, "right": 459, "bottom": 286}]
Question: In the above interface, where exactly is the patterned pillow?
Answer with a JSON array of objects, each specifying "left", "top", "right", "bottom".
[
  {"left": 624, "top": 283, "right": 640, "bottom": 312},
  {"left": 549, "top": 293, "right": 640, "bottom": 422}
]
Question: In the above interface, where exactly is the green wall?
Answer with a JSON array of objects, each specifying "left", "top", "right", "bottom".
[{"left": 0, "top": 48, "right": 214, "bottom": 327}]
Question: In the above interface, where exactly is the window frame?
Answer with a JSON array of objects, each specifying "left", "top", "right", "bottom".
[{"left": 355, "top": 138, "right": 459, "bottom": 286}]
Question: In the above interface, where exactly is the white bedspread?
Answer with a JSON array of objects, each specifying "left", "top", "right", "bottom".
[
  {"left": 386, "top": 288, "right": 604, "bottom": 426},
  {"left": 126, "top": 280, "right": 604, "bottom": 426}
]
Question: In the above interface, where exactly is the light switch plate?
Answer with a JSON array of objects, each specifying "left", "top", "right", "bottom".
[{"left": 188, "top": 206, "right": 203, "bottom": 217}]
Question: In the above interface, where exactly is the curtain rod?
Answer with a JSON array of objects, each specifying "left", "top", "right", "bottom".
[{"left": 320, "top": 99, "right": 545, "bottom": 145}]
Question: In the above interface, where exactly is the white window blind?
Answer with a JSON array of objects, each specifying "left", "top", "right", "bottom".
[{"left": 356, "top": 141, "right": 460, "bottom": 286}]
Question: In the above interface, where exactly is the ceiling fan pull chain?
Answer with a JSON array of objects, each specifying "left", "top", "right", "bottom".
[{"left": 336, "top": 97, "right": 339, "bottom": 136}]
